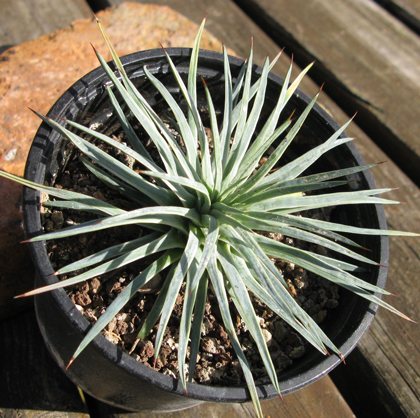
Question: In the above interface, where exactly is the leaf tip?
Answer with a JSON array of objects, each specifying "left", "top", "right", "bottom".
[
  {"left": 278, "top": 391, "right": 285, "bottom": 405},
  {"left": 271, "top": 48, "right": 284, "bottom": 66},
  {"left": 93, "top": 13, "right": 99, "bottom": 23},
  {"left": 158, "top": 42, "right": 167, "bottom": 52},
  {"left": 28, "top": 107, "right": 46, "bottom": 120},
  {"left": 90, "top": 42, "right": 98, "bottom": 55},
  {"left": 318, "top": 82, "right": 325, "bottom": 94},
  {"left": 201, "top": 76, "right": 208, "bottom": 88},
  {"left": 66, "top": 357, "right": 75, "bottom": 370}
]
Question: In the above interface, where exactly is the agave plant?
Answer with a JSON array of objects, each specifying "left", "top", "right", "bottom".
[{"left": 1, "top": 17, "right": 417, "bottom": 417}]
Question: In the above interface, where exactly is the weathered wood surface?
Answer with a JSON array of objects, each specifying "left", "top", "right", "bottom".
[
  {"left": 376, "top": 0, "right": 420, "bottom": 33},
  {"left": 106, "top": 0, "right": 277, "bottom": 61},
  {"left": 0, "top": 0, "right": 92, "bottom": 51},
  {"left": 220, "top": 2, "right": 420, "bottom": 413},
  {"left": 1, "top": 0, "right": 420, "bottom": 417},
  {"left": 235, "top": 0, "right": 420, "bottom": 191},
  {"left": 0, "top": 310, "right": 90, "bottom": 418},
  {"left": 0, "top": 309, "right": 356, "bottom": 418},
  {"left": 330, "top": 136, "right": 420, "bottom": 417},
  {"left": 95, "top": 377, "right": 356, "bottom": 418}
]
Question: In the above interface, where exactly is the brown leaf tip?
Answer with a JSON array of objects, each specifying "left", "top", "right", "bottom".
[
  {"left": 66, "top": 357, "right": 75, "bottom": 370},
  {"left": 278, "top": 392, "right": 285, "bottom": 405},
  {"left": 90, "top": 43, "right": 98, "bottom": 54},
  {"left": 158, "top": 42, "right": 166, "bottom": 52},
  {"left": 318, "top": 82, "right": 325, "bottom": 94},
  {"left": 201, "top": 76, "right": 208, "bottom": 88}
]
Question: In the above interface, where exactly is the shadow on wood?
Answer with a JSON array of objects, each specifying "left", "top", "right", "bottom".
[{"left": 0, "top": 309, "right": 89, "bottom": 415}]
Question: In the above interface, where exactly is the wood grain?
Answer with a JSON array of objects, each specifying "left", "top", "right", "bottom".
[
  {"left": 0, "top": 309, "right": 90, "bottom": 418},
  {"left": 0, "top": 0, "right": 92, "bottom": 50},
  {"left": 96, "top": 376, "right": 355, "bottom": 418},
  {"left": 375, "top": 0, "right": 420, "bottom": 33},
  {"left": 330, "top": 136, "right": 420, "bottom": 417},
  {"left": 104, "top": 0, "right": 282, "bottom": 63},
  {"left": 0, "top": 409, "right": 88, "bottom": 418},
  {"left": 234, "top": 0, "right": 420, "bottom": 189}
]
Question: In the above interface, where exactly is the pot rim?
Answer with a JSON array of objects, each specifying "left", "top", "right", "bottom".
[{"left": 23, "top": 47, "right": 389, "bottom": 402}]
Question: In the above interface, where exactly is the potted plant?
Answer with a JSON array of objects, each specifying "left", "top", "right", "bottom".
[{"left": 0, "top": 17, "right": 416, "bottom": 417}]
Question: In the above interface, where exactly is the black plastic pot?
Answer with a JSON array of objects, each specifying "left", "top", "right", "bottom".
[{"left": 23, "top": 48, "right": 389, "bottom": 412}]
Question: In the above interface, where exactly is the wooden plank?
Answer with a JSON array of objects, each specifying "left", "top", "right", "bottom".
[
  {"left": 375, "top": 0, "right": 420, "bottom": 33},
  {"left": 0, "top": 309, "right": 90, "bottom": 418},
  {"left": 0, "top": 0, "right": 92, "bottom": 50},
  {"left": 330, "top": 134, "right": 420, "bottom": 417},
  {"left": 95, "top": 375, "right": 355, "bottom": 418},
  {"left": 0, "top": 409, "right": 89, "bottom": 418},
  {"left": 105, "top": 0, "right": 284, "bottom": 63},
  {"left": 0, "top": 408, "right": 89, "bottom": 418},
  {"left": 234, "top": 0, "right": 420, "bottom": 189}
]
